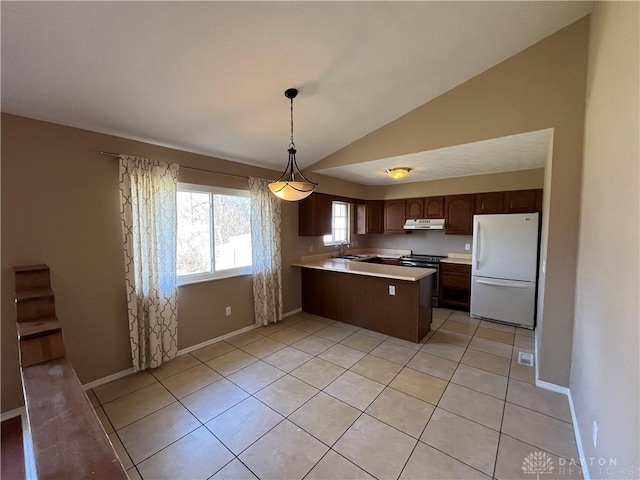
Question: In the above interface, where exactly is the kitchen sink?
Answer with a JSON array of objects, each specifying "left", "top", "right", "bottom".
[{"left": 334, "top": 254, "right": 375, "bottom": 261}]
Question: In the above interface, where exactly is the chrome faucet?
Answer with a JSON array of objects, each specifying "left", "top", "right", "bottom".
[{"left": 338, "top": 241, "right": 350, "bottom": 257}]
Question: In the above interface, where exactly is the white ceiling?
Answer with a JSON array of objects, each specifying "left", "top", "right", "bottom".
[
  {"left": 314, "top": 128, "right": 553, "bottom": 185},
  {"left": 2, "top": 2, "right": 590, "bottom": 172}
]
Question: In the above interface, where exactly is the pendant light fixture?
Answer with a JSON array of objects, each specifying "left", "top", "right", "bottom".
[
  {"left": 386, "top": 167, "right": 412, "bottom": 180},
  {"left": 268, "top": 88, "right": 318, "bottom": 201}
]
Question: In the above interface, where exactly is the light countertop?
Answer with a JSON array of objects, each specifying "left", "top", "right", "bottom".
[
  {"left": 301, "top": 248, "right": 410, "bottom": 263},
  {"left": 441, "top": 253, "right": 473, "bottom": 265},
  {"left": 292, "top": 258, "right": 436, "bottom": 282}
]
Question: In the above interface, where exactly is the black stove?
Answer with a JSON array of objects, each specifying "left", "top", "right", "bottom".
[
  {"left": 398, "top": 254, "right": 446, "bottom": 307},
  {"left": 398, "top": 254, "right": 446, "bottom": 265}
]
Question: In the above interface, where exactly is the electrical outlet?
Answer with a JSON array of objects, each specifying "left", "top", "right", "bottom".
[
  {"left": 593, "top": 421, "right": 598, "bottom": 448},
  {"left": 225, "top": 306, "right": 231, "bottom": 316},
  {"left": 389, "top": 285, "right": 396, "bottom": 296},
  {"left": 465, "top": 243, "right": 471, "bottom": 251},
  {"left": 309, "top": 245, "right": 314, "bottom": 252}
]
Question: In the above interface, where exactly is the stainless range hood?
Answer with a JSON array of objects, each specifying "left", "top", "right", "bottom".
[{"left": 403, "top": 219, "right": 445, "bottom": 230}]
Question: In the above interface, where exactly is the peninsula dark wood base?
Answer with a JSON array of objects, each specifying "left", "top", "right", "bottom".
[{"left": 301, "top": 268, "right": 434, "bottom": 343}]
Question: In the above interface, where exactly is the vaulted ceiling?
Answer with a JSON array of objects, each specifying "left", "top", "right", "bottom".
[{"left": 2, "top": 1, "right": 591, "bottom": 177}]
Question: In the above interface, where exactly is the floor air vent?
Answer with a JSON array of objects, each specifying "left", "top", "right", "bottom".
[{"left": 517, "top": 351, "right": 535, "bottom": 367}]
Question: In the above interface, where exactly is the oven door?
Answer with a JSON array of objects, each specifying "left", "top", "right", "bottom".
[
  {"left": 399, "top": 260, "right": 440, "bottom": 306},
  {"left": 425, "top": 263, "right": 440, "bottom": 306}
]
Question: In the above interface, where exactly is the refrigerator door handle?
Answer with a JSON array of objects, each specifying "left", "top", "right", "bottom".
[
  {"left": 475, "top": 223, "right": 481, "bottom": 268},
  {"left": 477, "top": 279, "right": 529, "bottom": 289}
]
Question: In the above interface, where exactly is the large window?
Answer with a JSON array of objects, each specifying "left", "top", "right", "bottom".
[
  {"left": 323, "top": 201, "right": 350, "bottom": 245},
  {"left": 177, "top": 183, "right": 252, "bottom": 284}
]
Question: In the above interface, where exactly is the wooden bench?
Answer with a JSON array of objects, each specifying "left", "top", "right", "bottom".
[{"left": 14, "top": 265, "right": 128, "bottom": 479}]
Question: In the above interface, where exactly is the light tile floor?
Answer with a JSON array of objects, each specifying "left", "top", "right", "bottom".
[{"left": 89, "top": 309, "right": 583, "bottom": 480}]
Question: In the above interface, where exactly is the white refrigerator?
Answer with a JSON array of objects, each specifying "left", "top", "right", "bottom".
[{"left": 470, "top": 213, "right": 539, "bottom": 328}]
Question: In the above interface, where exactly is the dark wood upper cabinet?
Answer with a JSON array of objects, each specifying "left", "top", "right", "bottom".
[
  {"left": 475, "top": 191, "right": 505, "bottom": 215},
  {"left": 444, "top": 194, "right": 475, "bottom": 235},
  {"left": 505, "top": 190, "right": 538, "bottom": 213},
  {"left": 306, "top": 188, "right": 543, "bottom": 237},
  {"left": 424, "top": 196, "right": 445, "bottom": 219},
  {"left": 405, "top": 198, "right": 424, "bottom": 220},
  {"left": 298, "top": 193, "right": 333, "bottom": 236},
  {"left": 535, "top": 189, "right": 543, "bottom": 213},
  {"left": 384, "top": 199, "right": 406, "bottom": 233},
  {"left": 356, "top": 200, "right": 384, "bottom": 234}
]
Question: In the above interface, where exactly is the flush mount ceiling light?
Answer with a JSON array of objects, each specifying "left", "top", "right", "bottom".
[
  {"left": 268, "top": 88, "right": 318, "bottom": 201},
  {"left": 386, "top": 167, "right": 412, "bottom": 180}
]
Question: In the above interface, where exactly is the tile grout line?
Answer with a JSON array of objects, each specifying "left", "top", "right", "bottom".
[
  {"left": 106, "top": 313, "right": 364, "bottom": 475},
  {"left": 327, "top": 311, "right": 468, "bottom": 478},
  {"left": 206, "top": 334, "right": 366, "bottom": 477},
  {"left": 101, "top": 311, "right": 555, "bottom": 480},
  {"left": 491, "top": 339, "right": 514, "bottom": 480},
  {"left": 418, "top": 311, "right": 506, "bottom": 479},
  {"left": 99, "top": 317, "right": 318, "bottom": 475},
  {"left": 279, "top": 314, "right": 444, "bottom": 478},
  {"left": 231, "top": 320, "right": 560, "bottom": 473},
  {"left": 196, "top": 320, "right": 370, "bottom": 475},
  {"left": 125, "top": 358, "right": 211, "bottom": 468},
  {"left": 397, "top": 310, "right": 504, "bottom": 480},
  {"left": 112, "top": 315, "right": 390, "bottom": 470}
]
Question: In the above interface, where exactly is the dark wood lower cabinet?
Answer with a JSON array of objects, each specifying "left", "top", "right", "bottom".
[
  {"left": 438, "top": 263, "right": 472, "bottom": 311},
  {"left": 301, "top": 268, "right": 433, "bottom": 343}
]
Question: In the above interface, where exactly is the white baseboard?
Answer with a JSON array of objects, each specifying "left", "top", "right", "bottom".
[
  {"left": 533, "top": 330, "right": 570, "bottom": 396},
  {"left": 532, "top": 333, "right": 587, "bottom": 478},
  {"left": 82, "top": 367, "right": 136, "bottom": 391},
  {"left": 535, "top": 378, "right": 570, "bottom": 396},
  {"left": 177, "top": 307, "right": 302, "bottom": 356},
  {"left": 0, "top": 406, "right": 25, "bottom": 422},
  {"left": 567, "top": 389, "right": 590, "bottom": 480},
  {"left": 80, "top": 326, "right": 258, "bottom": 391},
  {"left": 283, "top": 307, "right": 302, "bottom": 318},
  {"left": 70, "top": 307, "right": 304, "bottom": 392},
  {"left": 177, "top": 323, "right": 258, "bottom": 356},
  {"left": 535, "top": 376, "right": 589, "bottom": 479}
]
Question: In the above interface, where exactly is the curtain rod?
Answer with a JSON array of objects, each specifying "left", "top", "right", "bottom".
[{"left": 99, "top": 151, "right": 250, "bottom": 180}]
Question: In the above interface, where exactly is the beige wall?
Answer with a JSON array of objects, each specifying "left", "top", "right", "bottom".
[
  {"left": 571, "top": 2, "right": 639, "bottom": 476},
  {"left": 311, "top": 17, "right": 591, "bottom": 387},
  {"left": 0, "top": 15, "right": 596, "bottom": 414},
  {"left": 0, "top": 114, "right": 362, "bottom": 412}
]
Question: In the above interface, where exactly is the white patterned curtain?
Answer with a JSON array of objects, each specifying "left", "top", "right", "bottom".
[
  {"left": 249, "top": 177, "right": 283, "bottom": 326},
  {"left": 119, "top": 155, "right": 179, "bottom": 371}
]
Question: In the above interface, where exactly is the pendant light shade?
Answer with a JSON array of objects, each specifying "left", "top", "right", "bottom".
[{"left": 268, "top": 88, "right": 317, "bottom": 201}]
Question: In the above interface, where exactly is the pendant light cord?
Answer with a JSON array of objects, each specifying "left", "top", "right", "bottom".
[{"left": 289, "top": 96, "right": 295, "bottom": 150}]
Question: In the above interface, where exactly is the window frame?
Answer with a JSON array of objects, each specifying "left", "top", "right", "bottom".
[
  {"left": 323, "top": 201, "right": 351, "bottom": 246},
  {"left": 177, "top": 182, "right": 252, "bottom": 286}
]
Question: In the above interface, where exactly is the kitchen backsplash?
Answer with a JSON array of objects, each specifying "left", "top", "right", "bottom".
[{"left": 360, "top": 230, "right": 473, "bottom": 256}]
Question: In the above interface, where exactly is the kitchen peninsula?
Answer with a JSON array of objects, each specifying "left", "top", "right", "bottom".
[{"left": 293, "top": 254, "right": 436, "bottom": 343}]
